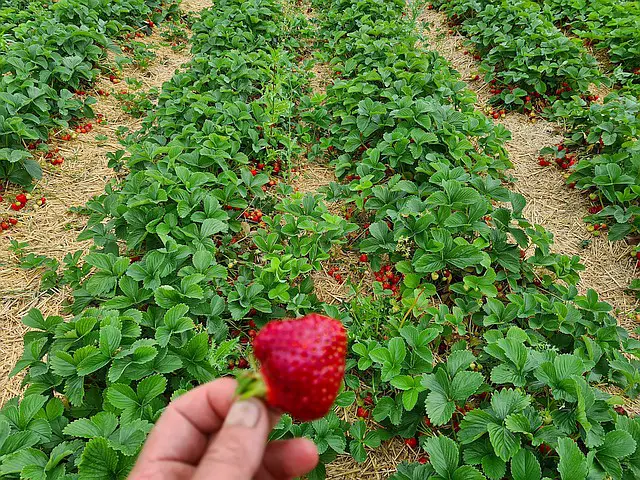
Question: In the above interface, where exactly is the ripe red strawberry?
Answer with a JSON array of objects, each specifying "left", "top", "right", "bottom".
[
  {"left": 0, "top": 221, "right": 9, "bottom": 230},
  {"left": 15, "top": 193, "right": 27, "bottom": 204},
  {"left": 356, "top": 406, "right": 369, "bottom": 418},
  {"left": 10, "top": 203, "right": 21, "bottom": 211},
  {"left": 538, "top": 444, "right": 553, "bottom": 455},
  {"left": 359, "top": 253, "right": 368, "bottom": 262},
  {"left": 8, "top": 218, "right": 17, "bottom": 226},
  {"left": 404, "top": 437, "right": 418, "bottom": 448},
  {"left": 239, "top": 314, "right": 347, "bottom": 421},
  {"left": 418, "top": 456, "right": 428, "bottom": 464}
]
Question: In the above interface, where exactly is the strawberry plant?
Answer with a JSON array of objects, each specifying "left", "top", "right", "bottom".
[{"left": 542, "top": 0, "right": 640, "bottom": 75}]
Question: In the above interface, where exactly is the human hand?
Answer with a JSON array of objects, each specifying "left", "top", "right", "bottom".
[{"left": 128, "top": 378, "right": 319, "bottom": 480}]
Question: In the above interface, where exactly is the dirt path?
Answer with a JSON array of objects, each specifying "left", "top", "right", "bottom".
[
  {"left": 419, "top": 9, "right": 639, "bottom": 331},
  {"left": 0, "top": 0, "right": 208, "bottom": 406}
]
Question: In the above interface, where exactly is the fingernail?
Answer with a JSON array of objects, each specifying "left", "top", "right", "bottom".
[{"left": 225, "top": 399, "right": 262, "bottom": 428}]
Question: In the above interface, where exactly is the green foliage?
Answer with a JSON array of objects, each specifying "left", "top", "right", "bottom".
[{"left": 542, "top": 0, "right": 640, "bottom": 74}]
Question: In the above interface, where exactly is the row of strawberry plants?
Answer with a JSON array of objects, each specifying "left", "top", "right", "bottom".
[
  {"left": 541, "top": 0, "right": 640, "bottom": 79},
  {"left": 535, "top": 1, "right": 640, "bottom": 244},
  {"left": 431, "top": 0, "right": 639, "bottom": 250},
  {"left": 541, "top": 93, "right": 640, "bottom": 242},
  {"left": 309, "top": 0, "right": 640, "bottom": 478},
  {"left": 430, "top": 0, "right": 602, "bottom": 114},
  {"left": 0, "top": 0, "right": 175, "bottom": 187},
  {"left": 0, "top": 0, "right": 365, "bottom": 478}
]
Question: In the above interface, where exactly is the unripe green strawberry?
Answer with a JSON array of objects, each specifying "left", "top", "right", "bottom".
[{"left": 238, "top": 314, "right": 347, "bottom": 421}]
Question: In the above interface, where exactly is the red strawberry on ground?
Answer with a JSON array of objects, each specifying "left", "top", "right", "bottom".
[
  {"left": 16, "top": 193, "right": 27, "bottom": 204},
  {"left": 404, "top": 437, "right": 418, "bottom": 449},
  {"left": 237, "top": 313, "right": 347, "bottom": 422}
]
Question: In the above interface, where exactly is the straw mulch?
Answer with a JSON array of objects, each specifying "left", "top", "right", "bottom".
[
  {"left": 0, "top": 7, "right": 202, "bottom": 407},
  {"left": 309, "top": 62, "right": 333, "bottom": 97}
]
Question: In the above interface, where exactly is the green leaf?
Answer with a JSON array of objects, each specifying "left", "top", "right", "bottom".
[
  {"left": 447, "top": 350, "right": 476, "bottom": 377},
  {"left": 459, "top": 409, "right": 494, "bottom": 444},
  {"left": 402, "top": 389, "right": 419, "bottom": 412},
  {"left": 490, "top": 389, "right": 530, "bottom": 420},
  {"left": 107, "top": 384, "right": 138, "bottom": 410},
  {"left": 597, "top": 430, "right": 636, "bottom": 459},
  {"left": 425, "top": 391, "right": 455, "bottom": 426},
  {"left": 451, "top": 371, "right": 483, "bottom": 401},
  {"left": 510, "top": 449, "right": 541, "bottom": 480},
  {"left": 64, "top": 412, "right": 118, "bottom": 439},
  {"left": 100, "top": 326, "right": 122, "bottom": 357},
  {"left": 424, "top": 435, "right": 459, "bottom": 478},
  {"left": 481, "top": 453, "right": 506, "bottom": 480},
  {"left": 77, "top": 352, "right": 110, "bottom": 376},
  {"left": 108, "top": 419, "right": 152, "bottom": 456},
  {"left": 557, "top": 438, "right": 588, "bottom": 480},
  {"left": 452, "top": 465, "right": 485, "bottom": 480},
  {"left": 79, "top": 437, "right": 130, "bottom": 479},
  {"left": 137, "top": 375, "right": 167, "bottom": 405},
  {"left": 487, "top": 423, "right": 520, "bottom": 462},
  {"left": 350, "top": 439, "right": 366, "bottom": 463},
  {"left": 390, "top": 375, "right": 416, "bottom": 390},
  {"left": 0, "top": 449, "right": 47, "bottom": 475}
]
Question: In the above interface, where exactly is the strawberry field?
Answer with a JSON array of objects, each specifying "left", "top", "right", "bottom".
[{"left": 0, "top": 0, "right": 639, "bottom": 479}]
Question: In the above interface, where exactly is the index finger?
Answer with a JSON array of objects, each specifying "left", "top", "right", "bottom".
[{"left": 136, "top": 377, "right": 238, "bottom": 467}]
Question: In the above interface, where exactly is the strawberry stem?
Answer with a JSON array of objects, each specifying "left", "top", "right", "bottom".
[{"left": 235, "top": 371, "right": 268, "bottom": 400}]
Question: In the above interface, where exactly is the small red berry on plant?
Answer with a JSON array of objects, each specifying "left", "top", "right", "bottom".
[{"left": 356, "top": 407, "right": 369, "bottom": 419}]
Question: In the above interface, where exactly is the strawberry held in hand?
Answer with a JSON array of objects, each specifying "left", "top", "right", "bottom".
[{"left": 237, "top": 313, "right": 347, "bottom": 422}]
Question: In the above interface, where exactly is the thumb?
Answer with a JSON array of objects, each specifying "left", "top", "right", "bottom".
[{"left": 192, "top": 398, "right": 271, "bottom": 480}]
